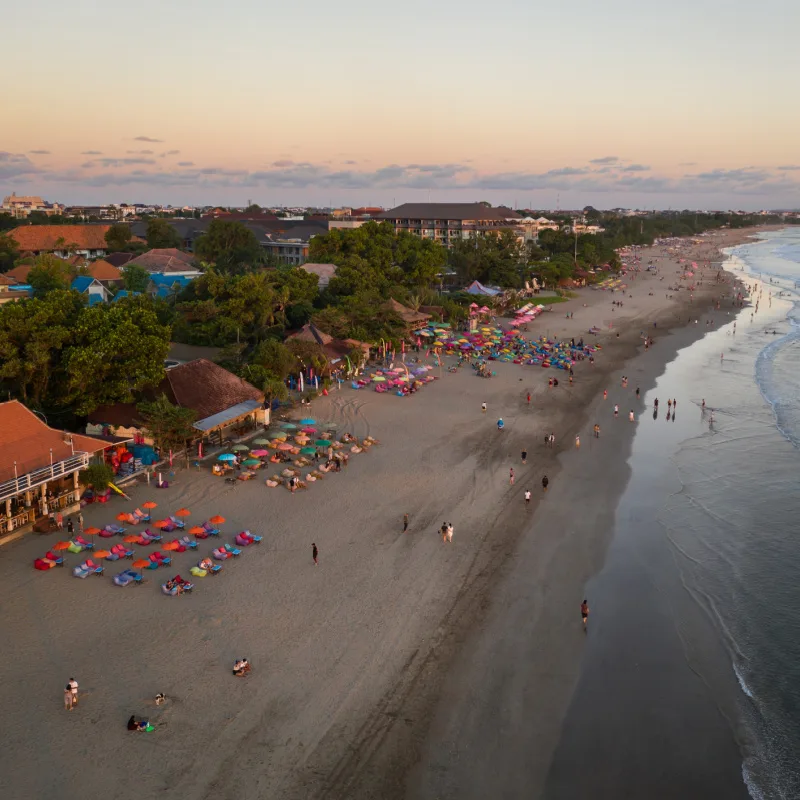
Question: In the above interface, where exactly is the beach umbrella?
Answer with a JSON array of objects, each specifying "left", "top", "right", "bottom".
[
  {"left": 162, "top": 541, "right": 179, "bottom": 551},
  {"left": 54, "top": 541, "right": 71, "bottom": 551},
  {"left": 250, "top": 449, "right": 268, "bottom": 457},
  {"left": 133, "top": 559, "right": 150, "bottom": 569},
  {"left": 281, "top": 422, "right": 297, "bottom": 430},
  {"left": 372, "top": 376, "right": 386, "bottom": 382},
  {"left": 142, "top": 501, "right": 157, "bottom": 509},
  {"left": 175, "top": 508, "right": 191, "bottom": 517},
  {"left": 242, "top": 458, "right": 261, "bottom": 466},
  {"left": 315, "top": 439, "right": 332, "bottom": 447},
  {"left": 123, "top": 534, "right": 140, "bottom": 543},
  {"left": 278, "top": 443, "right": 293, "bottom": 451},
  {"left": 84, "top": 526, "right": 101, "bottom": 537},
  {"left": 218, "top": 453, "right": 236, "bottom": 462},
  {"left": 300, "top": 418, "right": 316, "bottom": 424},
  {"left": 322, "top": 422, "right": 338, "bottom": 428},
  {"left": 189, "top": 526, "right": 205, "bottom": 535},
  {"left": 300, "top": 447, "right": 316, "bottom": 455},
  {"left": 302, "top": 427, "right": 317, "bottom": 433},
  {"left": 270, "top": 431, "right": 287, "bottom": 440},
  {"left": 209, "top": 515, "right": 225, "bottom": 524},
  {"left": 116, "top": 512, "right": 130, "bottom": 522},
  {"left": 94, "top": 549, "right": 111, "bottom": 559},
  {"left": 232, "top": 444, "right": 249, "bottom": 452},
  {"left": 153, "top": 519, "right": 170, "bottom": 529},
  {"left": 253, "top": 438, "right": 270, "bottom": 446}
]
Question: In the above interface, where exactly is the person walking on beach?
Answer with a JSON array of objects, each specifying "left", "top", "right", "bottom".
[
  {"left": 614, "top": 404, "right": 619, "bottom": 418},
  {"left": 575, "top": 435, "right": 580, "bottom": 449},
  {"left": 67, "top": 678, "right": 78, "bottom": 707},
  {"left": 403, "top": 513, "right": 409, "bottom": 533},
  {"left": 64, "top": 684, "right": 74, "bottom": 711},
  {"left": 672, "top": 399, "right": 677, "bottom": 408},
  {"left": 446, "top": 523, "right": 454, "bottom": 543},
  {"left": 525, "top": 489, "right": 531, "bottom": 506},
  {"left": 481, "top": 402, "right": 486, "bottom": 414},
  {"left": 581, "top": 599, "right": 589, "bottom": 629},
  {"left": 629, "top": 410, "right": 635, "bottom": 422},
  {"left": 542, "top": 475, "right": 549, "bottom": 492},
  {"left": 67, "top": 518, "right": 74, "bottom": 536},
  {"left": 667, "top": 399, "right": 672, "bottom": 410},
  {"left": 603, "top": 389, "right": 608, "bottom": 400},
  {"left": 654, "top": 397, "right": 659, "bottom": 410},
  {"left": 635, "top": 387, "right": 640, "bottom": 399},
  {"left": 593, "top": 424, "right": 600, "bottom": 438},
  {"left": 526, "top": 392, "right": 531, "bottom": 405},
  {"left": 77, "top": 513, "right": 84, "bottom": 534},
  {"left": 509, "top": 467, "right": 515, "bottom": 486},
  {"left": 521, "top": 449, "right": 527, "bottom": 464},
  {"left": 312, "top": 543, "right": 318, "bottom": 566},
  {"left": 56, "top": 511, "right": 63, "bottom": 530}
]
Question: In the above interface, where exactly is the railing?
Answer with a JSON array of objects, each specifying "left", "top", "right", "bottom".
[
  {"left": 0, "top": 453, "right": 89, "bottom": 503},
  {"left": 0, "top": 509, "right": 35, "bottom": 535}
]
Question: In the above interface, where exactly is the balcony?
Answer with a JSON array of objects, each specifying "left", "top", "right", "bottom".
[{"left": 0, "top": 453, "right": 90, "bottom": 504}]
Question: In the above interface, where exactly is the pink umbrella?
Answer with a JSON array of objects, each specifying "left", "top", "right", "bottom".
[
  {"left": 250, "top": 449, "right": 268, "bottom": 457},
  {"left": 278, "top": 443, "right": 293, "bottom": 451},
  {"left": 302, "top": 427, "right": 317, "bottom": 434}
]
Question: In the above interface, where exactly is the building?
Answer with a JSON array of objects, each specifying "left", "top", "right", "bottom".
[
  {"left": 286, "top": 323, "right": 370, "bottom": 372},
  {"left": 0, "top": 274, "right": 31, "bottom": 305},
  {"left": 383, "top": 298, "right": 432, "bottom": 329},
  {"left": 104, "top": 252, "right": 137, "bottom": 268},
  {"left": 299, "top": 262, "right": 337, "bottom": 290},
  {"left": 85, "top": 259, "right": 123, "bottom": 288},
  {"left": 127, "top": 248, "right": 202, "bottom": 278},
  {"left": 2, "top": 193, "right": 64, "bottom": 218},
  {"left": 7, "top": 224, "right": 114, "bottom": 260},
  {"left": 70, "top": 276, "right": 111, "bottom": 305},
  {"left": 375, "top": 203, "right": 522, "bottom": 246},
  {"left": 0, "top": 401, "right": 118, "bottom": 538},
  {"left": 88, "top": 359, "right": 267, "bottom": 449}
]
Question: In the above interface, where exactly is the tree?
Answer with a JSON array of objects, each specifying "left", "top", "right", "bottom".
[
  {"left": 62, "top": 299, "right": 171, "bottom": 414},
  {"left": 194, "top": 219, "right": 262, "bottom": 272},
  {"left": 146, "top": 218, "right": 181, "bottom": 249},
  {"left": 28, "top": 254, "right": 72, "bottom": 297},
  {"left": 249, "top": 338, "right": 296, "bottom": 380},
  {"left": 136, "top": 394, "right": 197, "bottom": 467},
  {"left": 122, "top": 263, "right": 152, "bottom": 293},
  {"left": 104, "top": 223, "right": 132, "bottom": 251},
  {"left": 80, "top": 462, "right": 114, "bottom": 490},
  {"left": 0, "top": 233, "right": 19, "bottom": 272}
]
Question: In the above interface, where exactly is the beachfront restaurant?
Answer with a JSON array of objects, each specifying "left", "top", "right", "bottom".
[{"left": 0, "top": 400, "right": 117, "bottom": 539}]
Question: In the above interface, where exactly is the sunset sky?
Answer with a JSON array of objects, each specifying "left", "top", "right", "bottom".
[{"left": 2, "top": 0, "right": 799, "bottom": 209}]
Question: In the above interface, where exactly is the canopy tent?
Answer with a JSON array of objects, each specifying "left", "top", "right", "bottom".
[{"left": 465, "top": 280, "right": 502, "bottom": 296}]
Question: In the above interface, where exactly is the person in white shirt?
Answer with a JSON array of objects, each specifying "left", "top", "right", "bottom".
[
  {"left": 68, "top": 678, "right": 78, "bottom": 706},
  {"left": 524, "top": 490, "right": 531, "bottom": 505}
]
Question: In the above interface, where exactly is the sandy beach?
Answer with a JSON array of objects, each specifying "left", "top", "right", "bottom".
[{"left": 0, "top": 228, "right": 763, "bottom": 800}]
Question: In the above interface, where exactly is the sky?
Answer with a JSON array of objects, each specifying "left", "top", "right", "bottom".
[{"left": 2, "top": 0, "right": 799, "bottom": 210}]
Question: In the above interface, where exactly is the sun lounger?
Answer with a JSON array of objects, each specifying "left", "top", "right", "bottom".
[
  {"left": 202, "top": 522, "right": 220, "bottom": 537},
  {"left": 118, "top": 513, "right": 137, "bottom": 525},
  {"left": 223, "top": 543, "right": 242, "bottom": 557},
  {"left": 132, "top": 508, "right": 151, "bottom": 523},
  {"left": 168, "top": 516, "right": 186, "bottom": 529},
  {"left": 138, "top": 529, "right": 161, "bottom": 544},
  {"left": 73, "top": 559, "right": 104, "bottom": 578},
  {"left": 212, "top": 547, "right": 231, "bottom": 561},
  {"left": 34, "top": 551, "right": 64, "bottom": 570},
  {"left": 72, "top": 535, "right": 94, "bottom": 550},
  {"left": 146, "top": 552, "right": 172, "bottom": 568},
  {"left": 235, "top": 531, "right": 262, "bottom": 546},
  {"left": 177, "top": 536, "right": 198, "bottom": 550},
  {"left": 113, "top": 569, "right": 142, "bottom": 587},
  {"left": 161, "top": 575, "right": 194, "bottom": 595},
  {"left": 197, "top": 558, "right": 222, "bottom": 575},
  {"left": 190, "top": 566, "right": 208, "bottom": 578},
  {"left": 98, "top": 526, "right": 116, "bottom": 538},
  {"left": 104, "top": 524, "right": 126, "bottom": 535},
  {"left": 105, "top": 543, "right": 134, "bottom": 560}
]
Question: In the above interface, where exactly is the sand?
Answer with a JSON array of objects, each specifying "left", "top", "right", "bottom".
[{"left": 0, "top": 228, "right": 762, "bottom": 800}]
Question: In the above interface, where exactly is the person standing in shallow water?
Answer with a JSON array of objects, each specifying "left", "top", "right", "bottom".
[
  {"left": 403, "top": 513, "right": 409, "bottom": 533},
  {"left": 581, "top": 599, "right": 589, "bottom": 629},
  {"left": 312, "top": 543, "right": 318, "bottom": 565},
  {"left": 542, "top": 475, "right": 549, "bottom": 492}
]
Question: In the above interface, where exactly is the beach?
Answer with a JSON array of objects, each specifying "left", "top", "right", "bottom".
[{"left": 0, "top": 227, "right": 764, "bottom": 800}]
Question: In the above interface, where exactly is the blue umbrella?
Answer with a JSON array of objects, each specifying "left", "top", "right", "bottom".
[
  {"left": 281, "top": 423, "right": 298, "bottom": 430},
  {"left": 218, "top": 453, "right": 236, "bottom": 462},
  {"left": 300, "top": 418, "right": 316, "bottom": 425}
]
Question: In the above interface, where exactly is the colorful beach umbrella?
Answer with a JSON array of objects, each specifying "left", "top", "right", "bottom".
[
  {"left": 123, "top": 534, "right": 140, "bottom": 543},
  {"left": 278, "top": 443, "right": 293, "bottom": 451},
  {"left": 209, "top": 515, "right": 225, "bottom": 524},
  {"left": 302, "top": 427, "right": 317, "bottom": 433},
  {"left": 218, "top": 453, "right": 236, "bottom": 461},
  {"left": 253, "top": 438, "right": 270, "bottom": 446},
  {"left": 133, "top": 559, "right": 150, "bottom": 569},
  {"left": 116, "top": 512, "right": 130, "bottom": 521},
  {"left": 84, "top": 526, "right": 101, "bottom": 536},
  {"left": 189, "top": 526, "right": 205, "bottom": 535},
  {"left": 54, "top": 541, "right": 71, "bottom": 550},
  {"left": 300, "top": 447, "right": 316, "bottom": 455},
  {"left": 175, "top": 508, "right": 191, "bottom": 517},
  {"left": 315, "top": 439, "right": 332, "bottom": 447},
  {"left": 281, "top": 422, "right": 297, "bottom": 430},
  {"left": 242, "top": 458, "right": 260, "bottom": 466},
  {"left": 162, "top": 541, "right": 179, "bottom": 551},
  {"left": 142, "top": 501, "right": 157, "bottom": 509},
  {"left": 300, "top": 418, "right": 316, "bottom": 424},
  {"left": 94, "top": 549, "right": 111, "bottom": 558},
  {"left": 152, "top": 519, "right": 170, "bottom": 529},
  {"left": 250, "top": 449, "right": 268, "bottom": 457},
  {"left": 271, "top": 431, "right": 288, "bottom": 440},
  {"left": 232, "top": 444, "right": 249, "bottom": 451}
]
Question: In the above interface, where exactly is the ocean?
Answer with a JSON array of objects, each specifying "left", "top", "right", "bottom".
[{"left": 544, "top": 227, "right": 800, "bottom": 799}]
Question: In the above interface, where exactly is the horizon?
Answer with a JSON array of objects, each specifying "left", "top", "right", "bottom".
[{"left": 2, "top": 0, "right": 798, "bottom": 210}]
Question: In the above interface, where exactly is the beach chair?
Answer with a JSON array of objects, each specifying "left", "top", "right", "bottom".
[
  {"left": 177, "top": 536, "right": 198, "bottom": 550},
  {"left": 139, "top": 529, "right": 162, "bottom": 544},
  {"left": 106, "top": 543, "right": 134, "bottom": 561},
  {"left": 197, "top": 558, "right": 222, "bottom": 575},
  {"left": 168, "top": 516, "right": 186, "bottom": 529},
  {"left": 71, "top": 535, "right": 94, "bottom": 550},
  {"left": 113, "top": 569, "right": 143, "bottom": 587},
  {"left": 223, "top": 543, "right": 242, "bottom": 557},
  {"left": 212, "top": 547, "right": 231, "bottom": 561},
  {"left": 104, "top": 524, "right": 126, "bottom": 536},
  {"left": 147, "top": 552, "right": 172, "bottom": 569},
  {"left": 190, "top": 566, "right": 208, "bottom": 578},
  {"left": 118, "top": 513, "right": 137, "bottom": 526},
  {"left": 98, "top": 526, "right": 117, "bottom": 538},
  {"left": 34, "top": 551, "right": 64, "bottom": 570},
  {"left": 235, "top": 531, "right": 262, "bottom": 546},
  {"left": 132, "top": 508, "right": 151, "bottom": 523},
  {"left": 73, "top": 559, "right": 104, "bottom": 578},
  {"left": 201, "top": 522, "right": 220, "bottom": 537}
]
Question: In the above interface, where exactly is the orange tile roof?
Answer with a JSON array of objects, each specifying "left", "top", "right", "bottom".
[
  {"left": 3, "top": 264, "right": 32, "bottom": 283},
  {"left": 87, "top": 259, "right": 122, "bottom": 281},
  {"left": 0, "top": 400, "right": 111, "bottom": 483},
  {"left": 0, "top": 274, "right": 14, "bottom": 286},
  {"left": 8, "top": 224, "right": 113, "bottom": 252}
]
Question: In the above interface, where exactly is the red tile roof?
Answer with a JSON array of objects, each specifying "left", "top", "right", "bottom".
[
  {"left": 8, "top": 225, "right": 113, "bottom": 252},
  {"left": 129, "top": 248, "right": 197, "bottom": 273},
  {"left": 0, "top": 400, "right": 111, "bottom": 483},
  {"left": 3, "top": 264, "right": 31, "bottom": 283},
  {"left": 0, "top": 274, "right": 14, "bottom": 286},
  {"left": 87, "top": 259, "right": 122, "bottom": 281}
]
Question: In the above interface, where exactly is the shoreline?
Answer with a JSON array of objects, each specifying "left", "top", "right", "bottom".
[{"left": 0, "top": 228, "right": 769, "bottom": 800}]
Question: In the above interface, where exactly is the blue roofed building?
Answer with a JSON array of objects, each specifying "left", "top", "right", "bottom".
[{"left": 70, "top": 275, "right": 111, "bottom": 304}]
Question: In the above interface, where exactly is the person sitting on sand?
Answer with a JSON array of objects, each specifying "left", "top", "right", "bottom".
[
  {"left": 233, "top": 659, "right": 250, "bottom": 677},
  {"left": 127, "top": 715, "right": 149, "bottom": 731}
]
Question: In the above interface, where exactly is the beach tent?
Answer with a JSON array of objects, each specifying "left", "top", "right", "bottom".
[{"left": 465, "top": 280, "right": 503, "bottom": 297}]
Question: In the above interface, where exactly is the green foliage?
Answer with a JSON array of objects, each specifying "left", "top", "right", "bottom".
[
  {"left": 249, "top": 338, "right": 297, "bottom": 380},
  {"left": 28, "top": 254, "right": 73, "bottom": 296},
  {"left": 286, "top": 339, "right": 328, "bottom": 375},
  {"left": 146, "top": 218, "right": 182, "bottom": 249},
  {"left": 447, "top": 230, "right": 526, "bottom": 289},
  {"left": 80, "top": 462, "right": 115, "bottom": 490},
  {"left": 194, "top": 219, "right": 262, "bottom": 273},
  {"left": 122, "top": 263, "right": 152, "bottom": 293},
  {"left": 61, "top": 299, "right": 171, "bottom": 415},
  {"left": 104, "top": 223, "right": 132, "bottom": 251},
  {"left": 136, "top": 394, "right": 197, "bottom": 464},
  {"left": 0, "top": 233, "right": 20, "bottom": 272}
]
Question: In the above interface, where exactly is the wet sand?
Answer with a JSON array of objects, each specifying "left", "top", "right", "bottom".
[{"left": 0, "top": 228, "right": 759, "bottom": 799}]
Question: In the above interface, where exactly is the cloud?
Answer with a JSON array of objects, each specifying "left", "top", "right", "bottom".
[
  {"left": 620, "top": 164, "right": 651, "bottom": 172},
  {"left": 344, "top": 159, "right": 358, "bottom": 165},
  {"left": 82, "top": 157, "right": 158, "bottom": 168},
  {"left": 0, "top": 151, "right": 40, "bottom": 180},
  {"left": 590, "top": 156, "right": 619, "bottom": 165},
  {"left": 81, "top": 150, "right": 103, "bottom": 155},
  {"left": 777, "top": 165, "right": 800, "bottom": 171},
  {"left": 160, "top": 150, "right": 180, "bottom": 157},
  {"left": 127, "top": 149, "right": 154, "bottom": 155},
  {"left": 133, "top": 136, "right": 163, "bottom": 143},
  {"left": 177, "top": 161, "right": 195, "bottom": 167},
  {"left": 273, "top": 159, "right": 295, "bottom": 167},
  {"left": 678, "top": 161, "right": 697, "bottom": 166},
  {"left": 29, "top": 149, "right": 51, "bottom": 155},
  {"left": 689, "top": 168, "right": 771, "bottom": 184}
]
